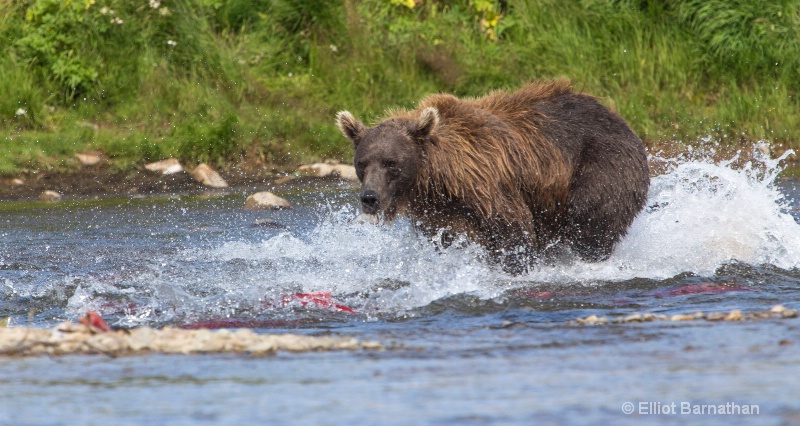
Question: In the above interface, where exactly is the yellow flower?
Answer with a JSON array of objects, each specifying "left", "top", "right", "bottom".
[
  {"left": 484, "top": 11, "right": 500, "bottom": 29},
  {"left": 391, "top": 0, "right": 416, "bottom": 9}
]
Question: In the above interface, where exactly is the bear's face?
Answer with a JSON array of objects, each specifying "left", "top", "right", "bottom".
[{"left": 336, "top": 108, "right": 439, "bottom": 217}]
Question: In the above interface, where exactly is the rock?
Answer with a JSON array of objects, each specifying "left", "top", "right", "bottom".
[
  {"left": 670, "top": 313, "right": 696, "bottom": 322},
  {"left": 573, "top": 306, "right": 800, "bottom": 326},
  {"left": 332, "top": 164, "right": 358, "bottom": 181},
  {"left": 273, "top": 175, "right": 295, "bottom": 186},
  {"left": 298, "top": 162, "right": 335, "bottom": 177},
  {"left": 497, "top": 321, "right": 527, "bottom": 329},
  {"left": 771, "top": 305, "right": 787, "bottom": 313},
  {"left": 0, "top": 321, "right": 383, "bottom": 357},
  {"left": 78, "top": 121, "right": 99, "bottom": 131},
  {"left": 244, "top": 191, "right": 291, "bottom": 210},
  {"left": 725, "top": 310, "right": 743, "bottom": 321},
  {"left": 191, "top": 163, "right": 228, "bottom": 188},
  {"left": 145, "top": 158, "right": 184, "bottom": 175},
  {"left": 621, "top": 313, "right": 643, "bottom": 323},
  {"left": 39, "top": 190, "right": 61, "bottom": 202},
  {"left": 252, "top": 218, "right": 289, "bottom": 229},
  {"left": 576, "top": 314, "right": 607, "bottom": 325},
  {"left": 615, "top": 313, "right": 663, "bottom": 323},
  {"left": 753, "top": 311, "right": 773, "bottom": 320},
  {"left": 297, "top": 162, "right": 358, "bottom": 181},
  {"left": 641, "top": 313, "right": 662, "bottom": 321},
  {"left": 11, "top": 178, "right": 25, "bottom": 186},
  {"left": 75, "top": 151, "right": 105, "bottom": 166}
]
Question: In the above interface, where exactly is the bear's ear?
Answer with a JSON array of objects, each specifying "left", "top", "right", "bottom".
[
  {"left": 410, "top": 107, "right": 439, "bottom": 139},
  {"left": 336, "top": 111, "right": 366, "bottom": 145}
]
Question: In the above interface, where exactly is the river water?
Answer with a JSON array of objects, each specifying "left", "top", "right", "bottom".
[{"left": 1, "top": 150, "right": 800, "bottom": 425}]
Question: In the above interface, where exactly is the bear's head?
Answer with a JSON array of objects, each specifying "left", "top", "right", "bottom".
[{"left": 336, "top": 107, "right": 439, "bottom": 218}]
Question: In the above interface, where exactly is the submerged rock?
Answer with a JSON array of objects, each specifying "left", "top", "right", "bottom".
[
  {"left": 669, "top": 313, "right": 700, "bottom": 322},
  {"left": 252, "top": 218, "right": 289, "bottom": 229},
  {"left": 725, "top": 310, "right": 743, "bottom": 321},
  {"left": 145, "top": 158, "right": 184, "bottom": 175},
  {"left": 244, "top": 191, "right": 290, "bottom": 210},
  {"left": 771, "top": 305, "right": 787, "bottom": 313},
  {"left": 572, "top": 305, "right": 799, "bottom": 325},
  {"left": 0, "top": 321, "right": 383, "bottom": 357},
  {"left": 575, "top": 314, "right": 608, "bottom": 325},
  {"left": 191, "top": 163, "right": 228, "bottom": 188}
]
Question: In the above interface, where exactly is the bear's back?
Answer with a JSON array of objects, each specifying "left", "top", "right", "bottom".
[{"left": 405, "top": 80, "right": 649, "bottom": 267}]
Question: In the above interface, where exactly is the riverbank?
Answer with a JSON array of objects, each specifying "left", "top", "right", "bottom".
[
  {"left": 0, "top": 163, "right": 283, "bottom": 202},
  {"left": 1, "top": 0, "right": 798, "bottom": 176},
  {"left": 3, "top": 139, "right": 797, "bottom": 203}
]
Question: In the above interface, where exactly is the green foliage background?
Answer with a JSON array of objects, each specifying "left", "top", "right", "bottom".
[{"left": 0, "top": 0, "right": 798, "bottom": 174}]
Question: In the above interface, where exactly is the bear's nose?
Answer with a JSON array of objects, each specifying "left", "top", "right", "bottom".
[{"left": 360, "top": 190, "right": 380, "bottom": 213}]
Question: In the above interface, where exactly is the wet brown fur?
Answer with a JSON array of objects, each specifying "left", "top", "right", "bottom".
[{"left": 337, "top": 79, "right": 650, "bottom": 271}]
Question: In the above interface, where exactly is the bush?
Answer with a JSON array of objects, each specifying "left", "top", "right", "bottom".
[
  {"left": 0, "top": 0, "right": 798, "bottom": 174},
  {"left": 672, "top": 0, "right": 800, "bottom": 85},
  {"left": 177, "top": 112, "right": 241, "bottom": 167}
]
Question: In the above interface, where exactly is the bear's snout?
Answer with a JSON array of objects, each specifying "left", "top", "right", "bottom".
[{"left": 360, "top": 189, "right": 380, "bottom": 214}]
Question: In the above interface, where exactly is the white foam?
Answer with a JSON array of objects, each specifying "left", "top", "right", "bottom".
[
  {"left": 526, "top": 147, "right": 800, "bottom": 282},
  {"left": 204, "top": 206, "right": 506, "bottom": 314},
  {"left": 614, "top": 150, "right": 800, "bottom": 275},
  {"left": 66, "top": 145, "right": 800, "bottom": 319}
]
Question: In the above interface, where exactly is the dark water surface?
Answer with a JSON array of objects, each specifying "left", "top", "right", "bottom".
[{"left": 1, "top": 155, "right": 800, "bottom": 425}]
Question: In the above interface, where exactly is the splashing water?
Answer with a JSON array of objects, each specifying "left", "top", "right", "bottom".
[
  {"left": 169, "top": 146, "right": 800, "bottom": 320},
  {"left": 3, "top": 145, "right": 800, "bottom": 327},
  {"left": 205, "top": 207, "right": 505, "bottom": 318},
  {"left": 530, "top": 146, "right": 800, "bottom": 282},
  {"left": 612, "top": 148, "right": 800, "bottom": 276},
  {"left": 4, "top": 147, "right": 800, "bottom": 426}
]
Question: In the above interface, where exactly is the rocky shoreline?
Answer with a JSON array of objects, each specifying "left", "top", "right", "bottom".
[
  {"left": 2, "top": 304, "right": 796, "bottom": 357},
  {"left": 570, "top": 304, "right": 799, "bottom": 325},
  {"left": 0, "top": 157, "right": 358, "bottom": 203},
  {"left": 0, "top": 319, "right": 384, "bottom": 357}
]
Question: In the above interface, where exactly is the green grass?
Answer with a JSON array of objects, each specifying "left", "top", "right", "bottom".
[{"left": 0, "top": 0, "right": 798, "bottom": 175}]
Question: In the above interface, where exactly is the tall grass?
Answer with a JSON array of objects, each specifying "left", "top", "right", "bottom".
[{"left": 0, "top": 0, "right": 798, "bottom": 175}]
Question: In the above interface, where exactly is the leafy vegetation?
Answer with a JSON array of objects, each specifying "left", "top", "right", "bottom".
[{"left": 0, "top": 0, "right": 798, "bottom": 175}]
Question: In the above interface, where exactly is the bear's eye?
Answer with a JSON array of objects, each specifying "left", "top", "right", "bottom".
[
  {"left": 357, "top": 161, "right": 368, "bottom": 171},
  {"left": 382, "top": 160, "right": 397, "bottom": 169}
]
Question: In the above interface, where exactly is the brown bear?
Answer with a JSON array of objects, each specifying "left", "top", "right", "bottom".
[{"left": 336, "top": 80, "right": 650, "bottom": 272}]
